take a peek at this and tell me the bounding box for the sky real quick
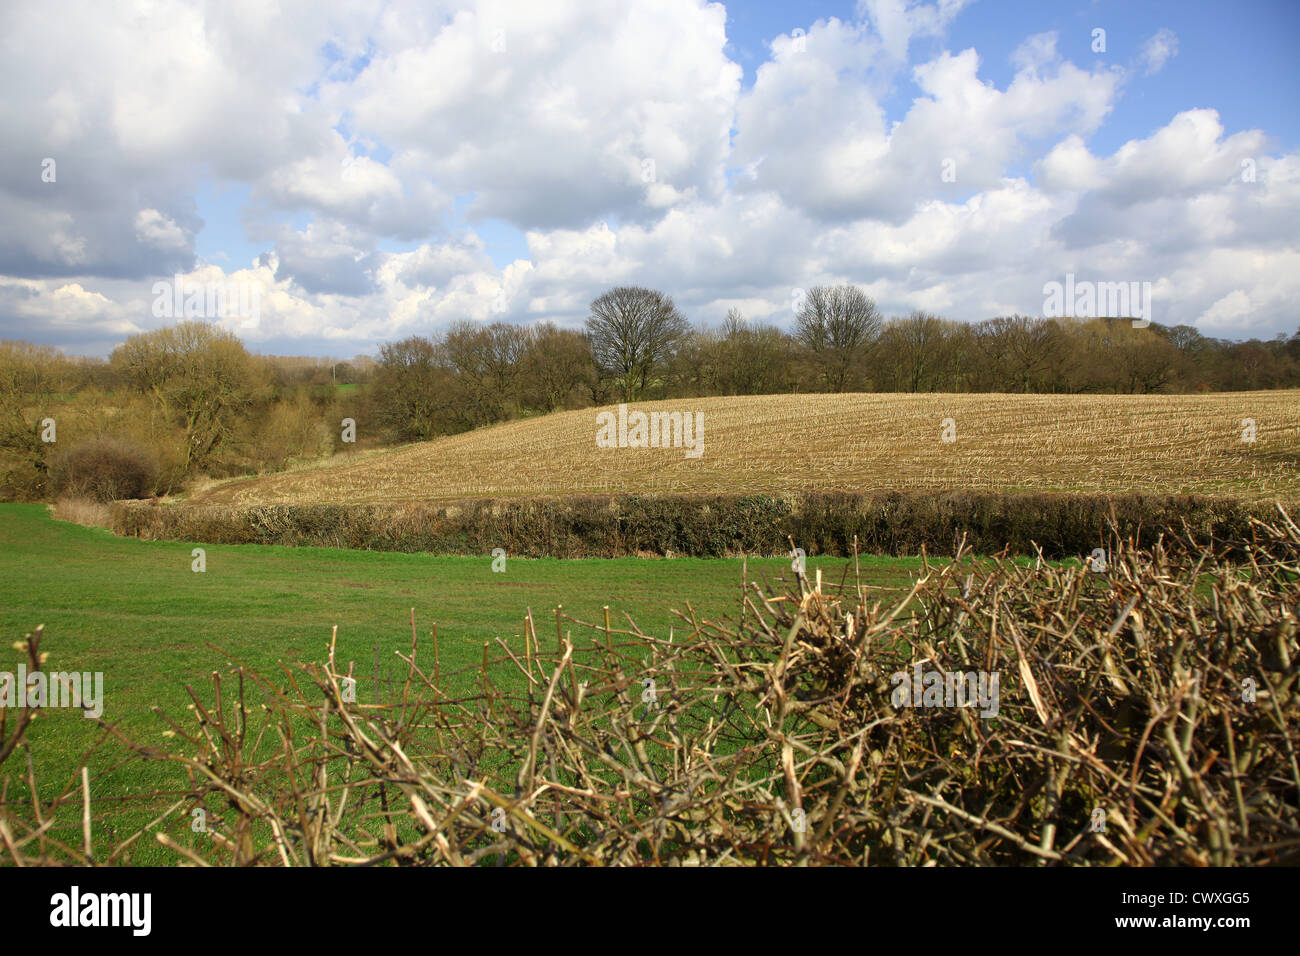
[1,0,1297,358]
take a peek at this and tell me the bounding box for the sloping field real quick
[189,391,1300,506]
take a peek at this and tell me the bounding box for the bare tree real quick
[878,311,957,392]
[716,309,794,395]
[438,321,531,425]
[667,324,722,398]
[585,287,689,401]
[1114,323,1183,393]
[110,321,265,471]
[793,285,881,391]
[372,336,454,441]
[521,322,595,412]
[971,315,1061,392]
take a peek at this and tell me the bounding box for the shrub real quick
[8,511,1296,865]
[48,435,159,502]
[50,495,112,528]
[109,491,1286,559]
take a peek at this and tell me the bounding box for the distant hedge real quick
[107,491,1291,558]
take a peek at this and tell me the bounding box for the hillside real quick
[186,391,1300,506]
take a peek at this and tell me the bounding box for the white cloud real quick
[0,0,1294,352]
[1200,289,1251,326]
[856,0,969,62]
[1010,31,1059,74]
[1047,110,1276,252]
[134,209,190,252]
[331,0,741,229]
[391,235,495,290]
[733,24,1121,223]
[1139,28,1179,76]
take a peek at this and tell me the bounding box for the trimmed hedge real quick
[107,490,1291,558]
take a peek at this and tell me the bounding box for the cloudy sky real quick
[2,0,1297,357]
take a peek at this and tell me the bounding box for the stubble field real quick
[186,391,1300,507]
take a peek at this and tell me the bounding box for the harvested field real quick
[187,392,1300,507]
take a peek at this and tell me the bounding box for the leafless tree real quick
[716,309,795,394]
[522,322,595,412]
[372,335,454,440]
[585,286,690,401]
[971,315,1061,392]
[793,285,881,391]
[878,310,959,392]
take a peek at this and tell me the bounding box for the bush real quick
[9,512,1297,865]
[109,490,1290,559]
[50,495,112,528]
[48,435,159,502]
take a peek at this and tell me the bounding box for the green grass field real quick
[0,502,927,862]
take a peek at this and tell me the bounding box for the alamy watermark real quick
[49,886,150,936]
[595,403,703,459]
[0,664,103,718]
[1042,273,1151,328]
[891,664,1000,718]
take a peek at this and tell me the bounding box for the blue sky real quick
[2,0,1297,356]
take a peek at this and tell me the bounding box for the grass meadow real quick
[0,502,925,862]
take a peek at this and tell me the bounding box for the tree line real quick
[1,284,1297,499]
[0,325,373,499]
[373,285,1299,441]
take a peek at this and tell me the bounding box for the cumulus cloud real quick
[1047,110,1273,247]
[256,141,451,241]
[394,235,495,290]
[134,209,191,253]
[331,0,741,230]
[1201,289,1251,326]
[732,23,1120,224]
[270,219,384,297]
[0,0,1294,354]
